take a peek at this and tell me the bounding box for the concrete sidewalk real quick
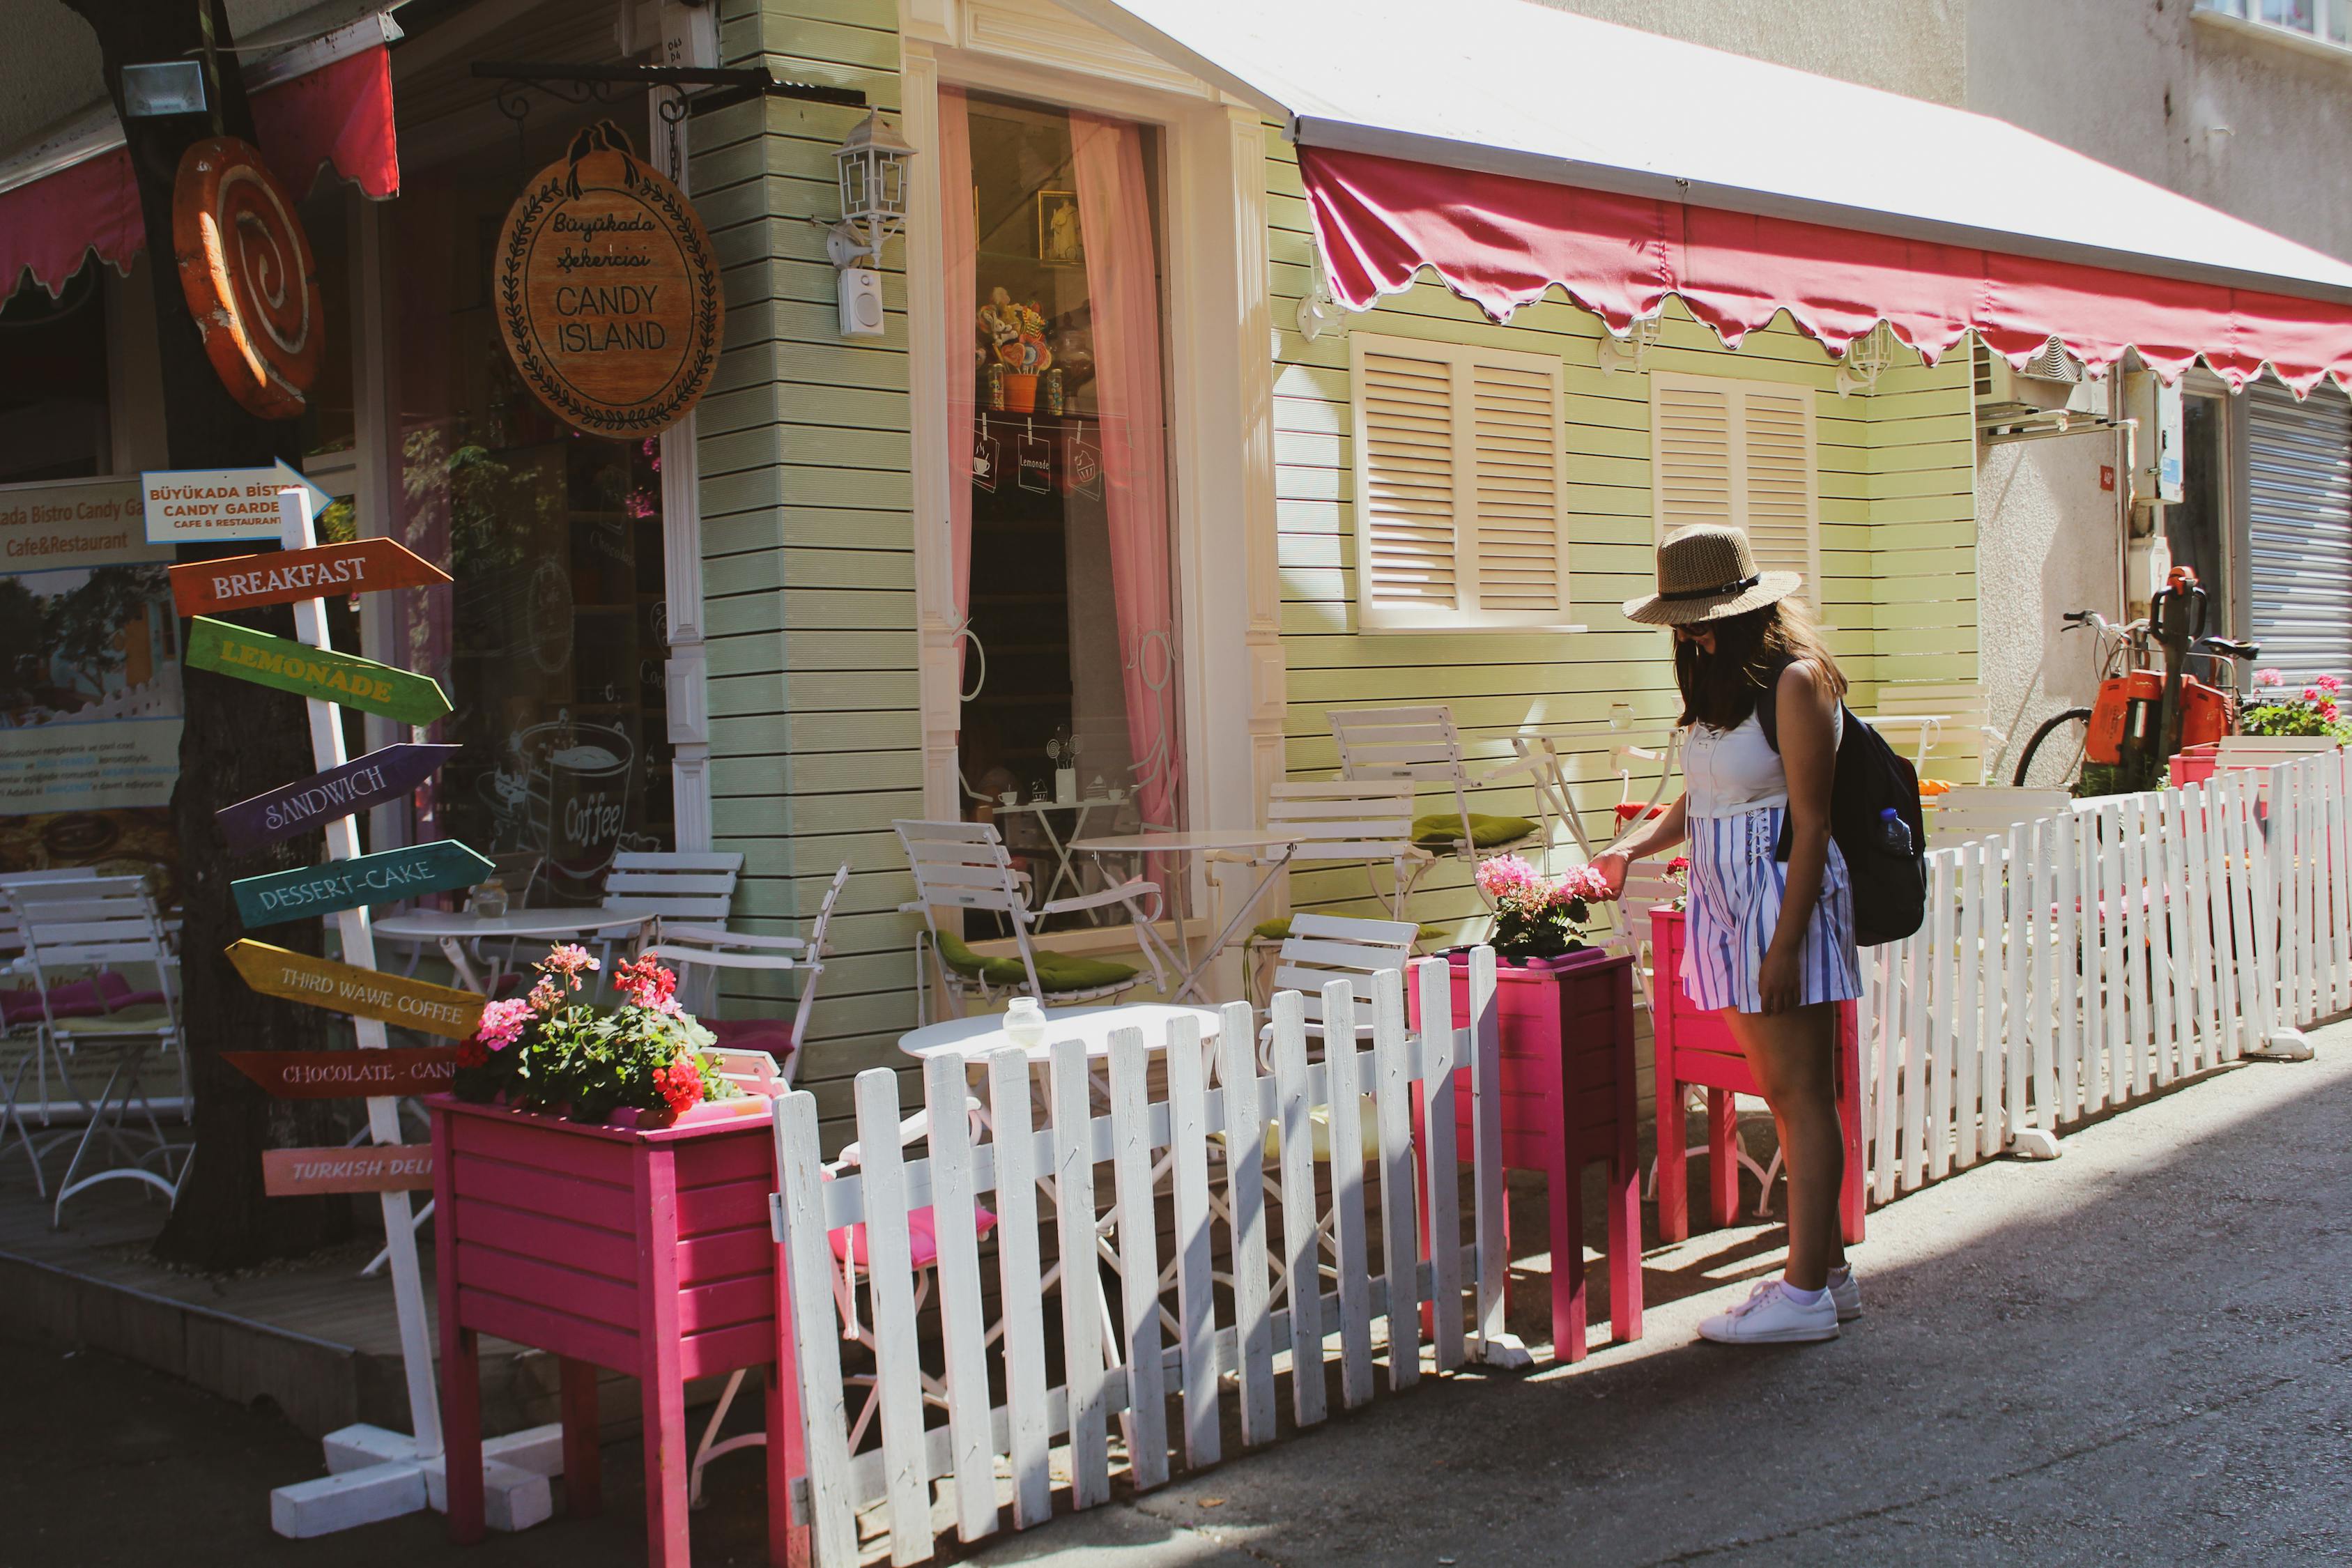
[968,1025,2352,1567]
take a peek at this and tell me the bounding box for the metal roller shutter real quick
[2246,381,2352,683]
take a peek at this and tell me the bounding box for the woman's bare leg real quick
[1721,1001,1845,1289]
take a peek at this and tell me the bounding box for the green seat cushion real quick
[935,931,1137,993]
[1412,812,1537,850]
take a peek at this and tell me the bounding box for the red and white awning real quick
[1,8,401,301]
[1064,0,2352,394]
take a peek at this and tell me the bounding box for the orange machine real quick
[2085,669,2233,764]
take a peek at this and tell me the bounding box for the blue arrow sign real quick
[232,840,494,929]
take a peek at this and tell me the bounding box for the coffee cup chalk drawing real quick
[494,121,723,436]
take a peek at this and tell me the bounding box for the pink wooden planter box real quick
[1647,908,1866,1246]
[429,1093,802,1568]
[1411,948,1640,1362]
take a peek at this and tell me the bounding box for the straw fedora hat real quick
[1622,523,1801,626]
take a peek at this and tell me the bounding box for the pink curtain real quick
[1072,112,1177,830]
[939,89,976,687]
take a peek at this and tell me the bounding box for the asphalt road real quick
[6,1026,2347,1568]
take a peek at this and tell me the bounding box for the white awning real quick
[1059,0,2352,307]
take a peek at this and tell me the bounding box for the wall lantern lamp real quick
[828,109,915,338]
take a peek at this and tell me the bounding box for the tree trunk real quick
[64,0,353,1268]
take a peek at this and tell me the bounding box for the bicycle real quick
[2011,568,2259,791]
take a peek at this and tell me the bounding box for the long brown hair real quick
[1674,598,1847,731]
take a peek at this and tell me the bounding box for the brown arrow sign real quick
[170,538,450,617]
[222,1047,457,1099]
[226,940,485,1039]
[261,1145,435,1197]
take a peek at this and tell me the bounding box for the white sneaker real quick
[1827,1266,1861,1322]
[1698,1279,1840,1344]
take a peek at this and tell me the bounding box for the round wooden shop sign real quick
[171,137,324,420]
[494,122,723,437]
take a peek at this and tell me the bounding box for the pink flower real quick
[1666,856,1689,875]
[2323,702,2342,725]
[1475,854,1542,903]
[536,944,600,995]
[2255,668,2285,688]
[2303,686,2322,704]
[1560,863,1613,903]
[475,997,532,1052]
[2319,675,2343,695]
[652,1053,704,1116]
[456,1034,489,1069]
[615,955,684,1017]
[526,976,562,1014]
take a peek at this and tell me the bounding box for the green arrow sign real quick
[185,616,451,726]
[233,840,494,928]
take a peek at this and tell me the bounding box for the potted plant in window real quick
[1413,856,1642,1362]
[429,945,799,1560]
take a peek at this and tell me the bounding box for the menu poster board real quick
[0,477,182,893]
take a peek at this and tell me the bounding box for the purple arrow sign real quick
[215,744,459,856]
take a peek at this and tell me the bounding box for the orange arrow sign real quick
[169,538,449,617]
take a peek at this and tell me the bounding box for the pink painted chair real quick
[1647,907,1866,1245]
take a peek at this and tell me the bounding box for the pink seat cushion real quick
[3,979,105,1025]
[705,1017,796,1060]
[95,971,164,1010]
[830,1204,998,1269]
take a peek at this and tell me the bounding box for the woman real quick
[1594,523,1863,1344]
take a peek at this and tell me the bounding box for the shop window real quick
[1347,333,1570,631]
[385,130,674,905]
[0,263,111,483]
[940,91,1183,921]
[1650,371,1821,597]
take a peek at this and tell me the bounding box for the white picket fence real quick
[1860,753,2346,1201]
[767,953,1525,1567]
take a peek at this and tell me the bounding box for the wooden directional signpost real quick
[197,489,554,1539]
[215,744,460,856]
[232,840,493,928]
[186,617,452,726]
[171,538,449,617]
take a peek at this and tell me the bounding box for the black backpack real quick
[1753,665,1928,947]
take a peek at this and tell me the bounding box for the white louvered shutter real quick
[1351,335,1570,631]
[1650,372,1822,596]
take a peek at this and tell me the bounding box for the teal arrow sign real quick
[233,840,494,929]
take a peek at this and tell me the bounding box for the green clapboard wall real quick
[700,0,920,1142]
[1261,125,1979,951]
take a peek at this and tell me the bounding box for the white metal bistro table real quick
[372,902,664,995]
[900,1001,1224,1066]
[1068,829,1302,1005]
[987,795,1134,912]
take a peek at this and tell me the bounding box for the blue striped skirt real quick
[1680,805,1864,1015]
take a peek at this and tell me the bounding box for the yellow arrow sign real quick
[225,940,485,1040]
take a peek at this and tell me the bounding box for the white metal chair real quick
[895,819,1171,1013]
[1926,785,2077,849]
[1866,681,2001,781]
[1216,912,1417,1306]
[1329,706,1546,895]
[602,849,742,922]
[643,863,851,1085]
[6,876,189,1224]
[1236,780,1434,1003]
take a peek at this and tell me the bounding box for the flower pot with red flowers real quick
[1412,857,1640,1362]
[429,944,801,1568]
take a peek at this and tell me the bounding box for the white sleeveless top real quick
[1682,705,1842,820]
